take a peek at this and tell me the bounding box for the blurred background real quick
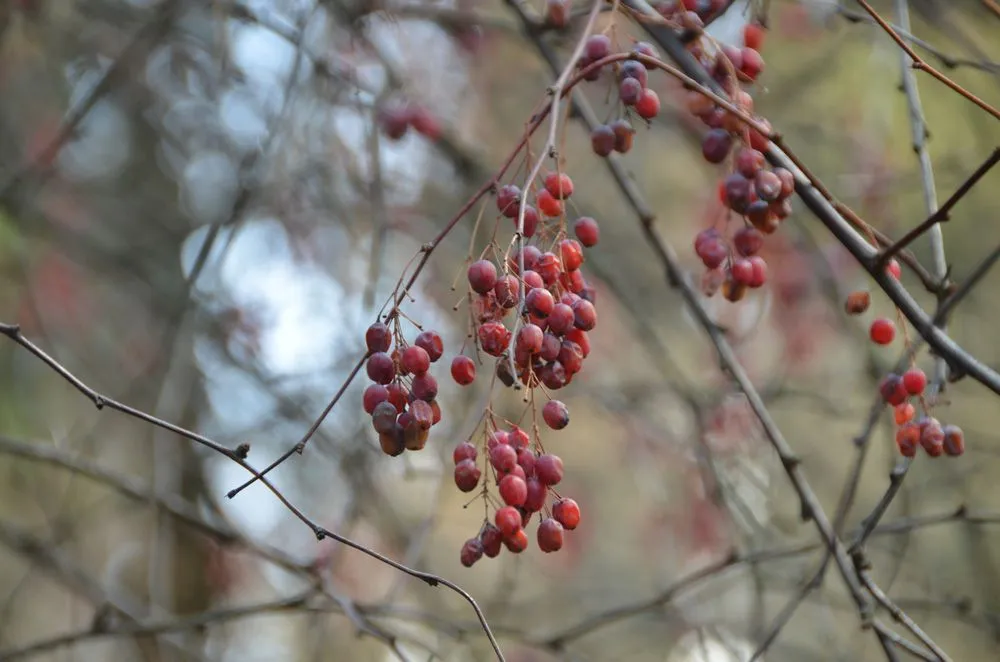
[0,0,999,660]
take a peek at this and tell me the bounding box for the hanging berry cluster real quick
[844,265,966,458]
[363,323,448,456]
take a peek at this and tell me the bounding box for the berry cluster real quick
[844,264,965,458]
[363,323,447,456]
[454,426,581,565]
[377,100,441,142]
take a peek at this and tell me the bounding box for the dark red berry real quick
[363,384,389,414]
[535,453,564,485]
[490,444,518,474]
[754,170,782,202]
[845,291,870,315]
[879,373,908,406]
[414,330,443,362]
[526,288,555,318]
[454,459,481,492]
[702,129,732,163]
[366,352,396,384]
[365,323,392,353]
[543,399,570,430]
[740,47,764,80]
[480,524,503,557]
[619,78,643,105]
[537,518,564,553]
[585,34,611,61]
[400,345,430,376]
[896,423,919,457]
[468,260,498,295]
[574,216,600,247]
[591,125,616,156]
[453,441,477,464]
[411,373,438,401]
[516,323,544,355]
[572,299,597,331]
[942,425,965,457]
[524,477,546,512]
[733,226,763,256]
[478,321,512,356]
[499,474,528,507]
[497,184,521,217]
[503,529,529,553]
[495,505,522,536]
[460,538,483,567]
[920,418,944,457]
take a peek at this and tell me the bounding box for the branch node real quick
[93,395,106,410]
[315,529,327,541]
[235,442,251,459]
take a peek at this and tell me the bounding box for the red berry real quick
[619,60,648,87]
[573,216,600,247]
[870,318,896,345]
[553,498,580,529]
[508,426,530,450]
[497,184,521,217]
[366,352,396,384]
[565,328,590,357]
[516,323,544,354]
[495,505,522,536]
[730,258,753,285]
[503,528,529,553]
[635,88,660,119]
[544,303,573,335]
[920,418,944,457]
[524,477,546,512]
[585,34,611,61]
[522,269,544,291]
[460,538,483,567]
[365,322,392,353]
[480,524,503,558]
[490,444,518,474]
[743,23,766,50]
[414,330,444,362]
[619,78,643,105]
[572,299,597,331]
[371,401,398,435]
[740,47,764,80]
[894,402,915,425]
[591,125,616,156]
[537,189,563,218]
[499,474,528,507]
[363,384,389,414]
[544,172,574,200]
[409,106,441,140]
[879,373,908,406]
[400,345,430,375]
[542,399,570,430]
[545,0,570,28]
[510,205,538,238]
[386,382,408,412]
[886,259,902,280]
[468,260,498,295]
[535,453,564,485]
[942,425,965,457]
[526,288,555,318]
[733,226,763,257]
[748,117,771,151]
[754,170,782,202]
[902,368,927,395]
[559,239,584,272]
[451,355,476,386]
[453,441,477,464]
[535,252,562,284]
[845,291,871,315]
[454,459,481,492]
[537,518,565,553]
[478,321,511,356]
[409,400,434,431]
[411,373,438,401]
[896,422,919,457]
[611,119,635,153]
[701,129,733,164]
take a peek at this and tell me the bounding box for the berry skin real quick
[366,352,396,384]
[920,418,944,457]
[701,129,732,163]
[894,403,916,425]
[560,239,584,272]
[574,216,600,247]
[400,345,430,376]
[896,422,920,457]
[523,477,547,512]
[363,384,389,414]
[619,78,643,106]
[942,425,965,457]
[535,453,564,485]
[585,34,611,61]
[537,518,565,553]
[543,399,570,430]
[414,330,443,362]
[544,172,574,200]
[499,474,528,507]
[490,444,518,474]
[411,373,438,401]
[451,355,476,386]
[478,321,512,356]
[516,324,544,354]
[870,318,896,345]
[468,260,498,295]
[845,291,871,315]
[536,189,564,218]
[902,368,927,395]
[547,303,575,335]
[611,119,635,153]
[454,459,481,492]
[879,374,909,406]
[572,299,597,331]
[635,89,660,119]
[503,529,529,553]
[591,125,616,156]
[365,323,392,353]
[480,524,503,558]
[553,498,580,529]
[496,184,521,217]
[460,538,484,567]
[526,288,555,318]
[453,441,477,464]
[886,259,902,280]
[495,506,522,536]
